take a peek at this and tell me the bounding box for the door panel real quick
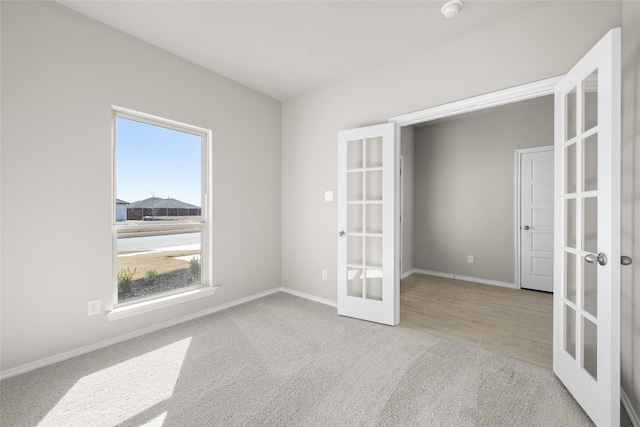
[520,147,554,292]
[553,27,621,427]
[338,123,397,325]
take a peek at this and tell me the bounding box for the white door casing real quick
[518,147,554,292]
[553,27,621,427]
[338,122,398,326]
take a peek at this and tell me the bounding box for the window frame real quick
[110,106,214,319]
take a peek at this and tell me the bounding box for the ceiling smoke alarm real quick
[441,0,462,18]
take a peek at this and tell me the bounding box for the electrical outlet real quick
[324,191,333,202]
[322,269,328,280]
[468,255,474,264]
[88,299,101,316]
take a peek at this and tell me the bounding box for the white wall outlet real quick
[324,191,333,202]
[322,269,328,280]
[468,255,474,264]
[88,299,101,316]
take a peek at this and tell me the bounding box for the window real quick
[112,107,212,310]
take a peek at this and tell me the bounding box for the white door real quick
[519,147,554,292]
[338,122,398,325]
[553,28,621,427]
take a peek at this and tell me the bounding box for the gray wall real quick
[621,0,640,416]
[0,1,281,371]
[412,97,553,284]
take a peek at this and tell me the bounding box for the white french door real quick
[553,28,621,427]
[337,122,398,326]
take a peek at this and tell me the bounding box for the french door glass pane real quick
[565,88,577,141]
[366,137,383,168]
[565,199,577,248]
[348,172,363,201]
[564,305,577,359]
[347,236,363,265]
[583,317,598,380]
[347,139,363,169]
[365,270,383,301]
[583,70,598,132]
[583,197,598,254]
[366,204,383,234]
[565,252,577,303]
[348,204,363,233]
[565,143,577,193]
[584,134,598,191]
[583,259,598,317]
[347,269,363,298]
[365,236,383,268]
[366,171,383,201]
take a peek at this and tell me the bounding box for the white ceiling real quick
[57,1,539,101]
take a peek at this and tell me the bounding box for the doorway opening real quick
[394,81,557,368]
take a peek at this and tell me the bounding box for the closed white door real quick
[519,147,554,292]
[553,28,621,427]
[337,122,398,325]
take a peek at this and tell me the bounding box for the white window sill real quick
[108,286,219,321]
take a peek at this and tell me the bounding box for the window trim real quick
[107,286,218,321]
[110,106,214,318]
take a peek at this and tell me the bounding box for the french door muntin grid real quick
[346,137,384,301]
[561,68,599,380]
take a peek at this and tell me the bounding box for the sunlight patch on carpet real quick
[38,338,191,426]
[139,411,167,426]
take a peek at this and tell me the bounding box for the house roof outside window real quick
[126,197,199,210]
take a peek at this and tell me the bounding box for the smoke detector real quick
[441,0,462,18]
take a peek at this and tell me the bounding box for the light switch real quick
[324,191,334,202]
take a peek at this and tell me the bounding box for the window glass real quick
[114,113,207,304]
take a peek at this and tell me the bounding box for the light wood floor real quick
[400,273,553,369]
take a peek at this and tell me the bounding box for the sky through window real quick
[116,117,202,206]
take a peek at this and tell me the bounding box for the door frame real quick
[515,145,555,290]
[389,76,562,127]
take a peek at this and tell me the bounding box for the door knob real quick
[338,231,345,237]
[585,252,608,266]
[523,225,530,230]
[621,255,633,265]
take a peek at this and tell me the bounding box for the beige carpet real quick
[0,292,604,426]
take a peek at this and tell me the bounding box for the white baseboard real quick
[401,269,415,279]
[410,269,517,289]
[280,287,337,308]
[0,287,283,381]
[622,387,640,427]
